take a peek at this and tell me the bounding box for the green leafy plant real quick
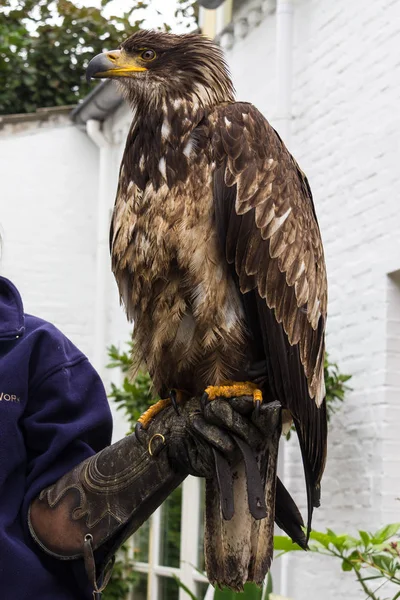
[274,525,400,600]
[107,343,156,433]
[102,544,136,600]
[285,353,351,439]
[324,352,352,421]
[0,0,147,115]
[160,486,183,568]
[0,0,198,115]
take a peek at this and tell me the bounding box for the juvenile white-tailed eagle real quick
[87,30,328,590]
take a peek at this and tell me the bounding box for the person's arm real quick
[29,396,283,595]
[22,355,112,523]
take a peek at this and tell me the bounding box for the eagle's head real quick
[86,30,235,109]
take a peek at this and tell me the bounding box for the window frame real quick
[131,476,209,600]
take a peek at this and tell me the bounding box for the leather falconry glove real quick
[203,397,308,551]
[29,395,282,596]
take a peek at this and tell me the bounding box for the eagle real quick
[87,30,328,590]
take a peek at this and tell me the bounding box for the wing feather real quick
[210,102,328,531]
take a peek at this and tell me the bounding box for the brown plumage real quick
[87,30,328,590]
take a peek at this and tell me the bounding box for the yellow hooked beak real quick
[86,49,147,82]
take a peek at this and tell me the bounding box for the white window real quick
[382,271,400,523]
[131,477,210,600]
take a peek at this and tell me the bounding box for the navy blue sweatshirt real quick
[0,276,112,598]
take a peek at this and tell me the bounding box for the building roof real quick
[0,105,75,130]
[70,80,123,127]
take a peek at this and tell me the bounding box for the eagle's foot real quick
[135,390,186,444]
[202,381,263,416]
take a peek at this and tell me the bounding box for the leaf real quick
[241,583,263,600]
[325,529,348,552]
[309,531,334,549]
[341,560,353,572]
[273,536,303,553]
[265,572,273,599]
[342,536,361,550]
[349,551,364,572]
[214,583,262,600]
[172,575,199,600]
[323,354,352,423]
[370,553,394,574]
[359,531,370,547]
[371,523,400,544]
[358,575,385,582]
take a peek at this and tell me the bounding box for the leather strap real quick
[212,434,268,521]
[232,434,267,520]
[212,448,234,520]
[83,534,114,597]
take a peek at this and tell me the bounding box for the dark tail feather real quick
[274,477,308,549]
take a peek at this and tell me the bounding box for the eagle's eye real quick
[140,49,156,61]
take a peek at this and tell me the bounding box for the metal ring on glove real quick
[148,433,166,456]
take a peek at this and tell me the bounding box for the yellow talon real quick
[137,398,172,429]
[137,389,186,429]
[204,381,263,406]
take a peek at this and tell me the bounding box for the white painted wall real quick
[0,115,130,441]
[0,118,97,352]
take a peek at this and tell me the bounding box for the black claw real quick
[201,391,209,410]
[254,399,261,419]
[135,422,145,445]
[169,389,180,415]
